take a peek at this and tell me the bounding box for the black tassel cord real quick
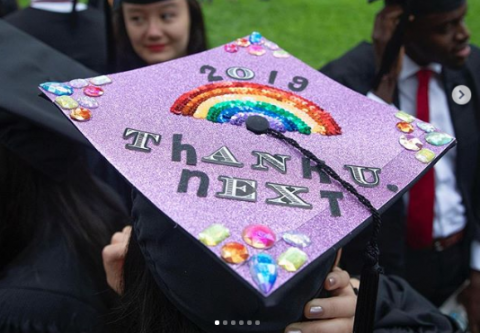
[264,128,383,333]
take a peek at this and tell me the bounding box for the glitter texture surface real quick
[40,36,455,297]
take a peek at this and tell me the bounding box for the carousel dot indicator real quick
[278,247,308,272]
[425,132,454,146]
[84,85,104,97]
[70,107,92,121]
[40,82,73,96]
[221,242,249,264]
[415,148,436,164]
[395,111,414,123]
[55,95,78,109]
[198,224,230,246]
[399,134,423,151]
[396,121,414,133]
[249,253,277,294]
[242,225,276,249]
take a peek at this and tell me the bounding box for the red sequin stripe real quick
[171,82,342,135]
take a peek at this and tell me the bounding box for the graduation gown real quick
[4,7,108,73]
[320,42,480,278]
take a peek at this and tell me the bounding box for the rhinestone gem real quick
[396,121,414,133]
[198,224,230,246]
[278,247,308,272]
[77,96,99,109]
[55,96,78,109]
[236,38,250,47]
[425,132,454,146]
[69,79,89,89]
[273,50,290,58]
[282,231,311,248]
[249,253,277,294]
[395,111,414,123]
[243,225,276,249]
[415,149,436,164]
[84,85,104,97]
[70,107,92,121]
[40,82,74,96]
[417,122,436,133]
[90,75,112,86]
[249,31,263,44]
[264,41,280,50]
[247,45,266,56]
[221,242,249,264]
[399,134,423,151]
[224,43,239,53]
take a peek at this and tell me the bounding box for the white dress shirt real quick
[368,55,480,270]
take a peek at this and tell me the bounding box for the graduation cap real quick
[370,0,467,89]
[39,33,456,332]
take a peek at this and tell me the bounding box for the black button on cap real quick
[246,115,269,135]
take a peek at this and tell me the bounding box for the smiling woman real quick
[113,0,207,71]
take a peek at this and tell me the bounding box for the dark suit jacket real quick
[320,42,480,276]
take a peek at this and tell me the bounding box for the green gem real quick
[425,132,454,146]
[198,224,230,246]
[55,96,78,110]
[395,111,414,123]
[415,149,436,164]
[277,247,308,272]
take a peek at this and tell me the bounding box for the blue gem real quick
[249,253,277,294]
[249,31,263,45]
[40,82,74,96]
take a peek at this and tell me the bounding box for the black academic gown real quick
[0,212,115,333]
[0,20,129,332]
[320,42,480,278]
[4,7,108,73]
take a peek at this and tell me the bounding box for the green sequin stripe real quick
[207,100,311,134]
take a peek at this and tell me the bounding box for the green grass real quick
[201,0,480,68]
[16,0,480,68]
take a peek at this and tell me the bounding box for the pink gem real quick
[247,45,266,56]
[84,85,104,97]
[224,43,239,53]
[242,225,276,249]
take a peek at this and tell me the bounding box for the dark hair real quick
[112,0,207,72]
[0,143,129,271]
[113,227,205,333]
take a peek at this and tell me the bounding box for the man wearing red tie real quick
[321,0,480,331]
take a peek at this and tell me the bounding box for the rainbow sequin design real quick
[170,82,342,136]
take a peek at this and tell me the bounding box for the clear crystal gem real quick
[282,231,311,248]
[69,79,89,89]
[90,75,112,86]
[273,50,290,58]
[77,96,99,109]
[399,134,423,151]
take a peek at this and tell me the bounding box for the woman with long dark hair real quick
[112,0,207,71]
